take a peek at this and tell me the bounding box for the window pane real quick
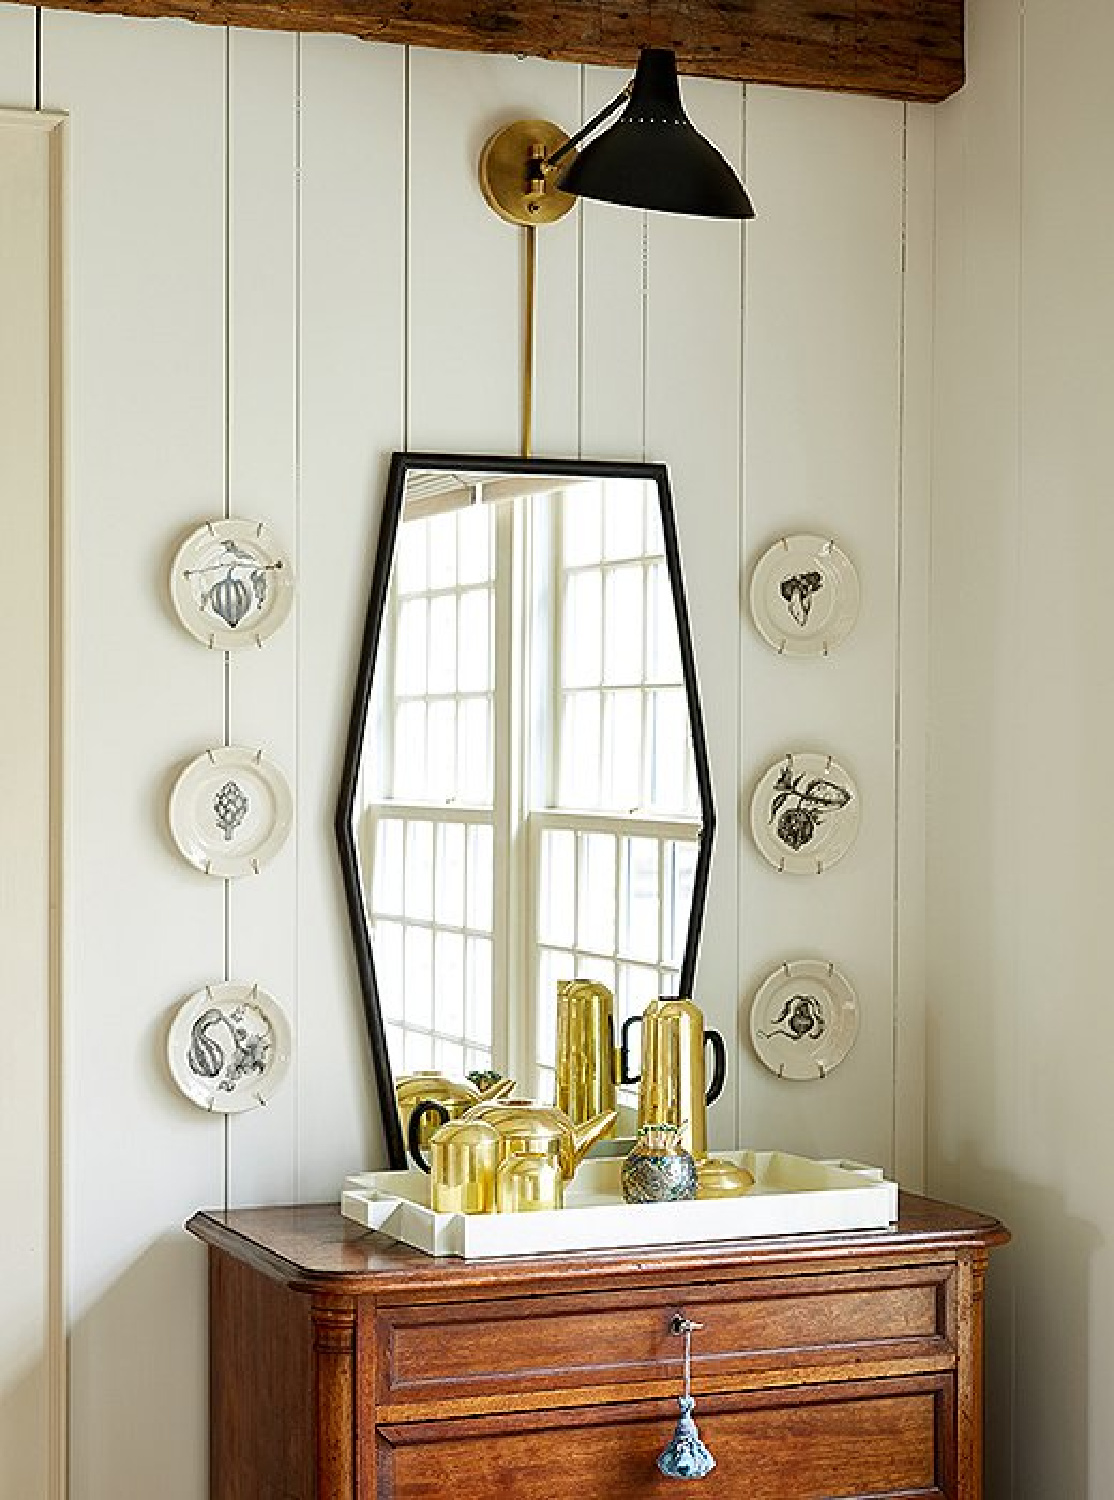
[435,1038,465,1078]
[372,919,404,1020]
[426,699,456,801]
[562,571,602,687]
[578,833,616,954]
[603,565,643,685]
[620,837,660,962]
[649,687,692,814]
[560,692,602,808]
[404,926,433,1030]
[646,561,682,684]
[466,937,493,1047]
[539,829,575,948]
[404,822,433,920]
[370,817,404,916]
[603,690,642,810]
[395,597,428,695]
[457,587,491,693]
[458,697,492,805]
[666,840,698,969]
[393,702,427,800]
[403,1029,434,1074]
[467,825,494,931]
[435,823,465,928]
[436,931,465,1036]
[427,594,457,695]
[536,947,574,1070]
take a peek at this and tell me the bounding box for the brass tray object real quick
[555,979,621,1128]
[695,1156,755,1199]
[464,1099,617,1182]
[621,997,727,1158]
[397,1070,515,1156]
[428,1118,502,1215]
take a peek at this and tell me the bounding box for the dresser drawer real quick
[373,1265,954,1414]
[377,1374,953,1500]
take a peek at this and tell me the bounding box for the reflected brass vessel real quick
[466,1098,617,1182]
[495,1150,564,1213]
[555,979,621,1130]
[621,997,727,1158]
[396,1070,515,1156]
[428,1118,501,1215]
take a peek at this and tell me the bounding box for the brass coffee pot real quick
[620,997,727,1158]
[397,1070,515,1159]
[555,979,621,1129]
[463,1098,617,1182]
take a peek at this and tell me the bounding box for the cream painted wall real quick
[930,0,1114,1495]
[0,9,929,1496]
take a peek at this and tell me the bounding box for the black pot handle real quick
[406,1099,450,1173]
[620,1014,644,1084]
[704,1030,728,1106]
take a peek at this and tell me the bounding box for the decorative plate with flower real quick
[170,517,293,650]
[750,959,859,1081]
[750,751,860,873]
[749,534,860,657]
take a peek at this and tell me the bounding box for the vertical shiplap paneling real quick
[406,47,580,455]
[0,111,56,1500]
[1001,0,1114,1493]
[894,102,935,1191]
[928,1,1022,1490]
[224,28,300,1207]
[643,76,745,1151]
[578,66,646,461]
[296,35,407,1190]
[0,4,35,106]
[740,89,905,1169]
[41,15,227,1500]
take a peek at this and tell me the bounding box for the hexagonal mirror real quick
[337,453,715,1167]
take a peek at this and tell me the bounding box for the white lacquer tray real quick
[341,1151,898,1259]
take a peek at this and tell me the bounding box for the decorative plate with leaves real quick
[750,752,860,873]
[749,534,860,656]
[168,982,291,1112]
[169,745,293,879]
[750,959,859,1081]
[171,518,293,649]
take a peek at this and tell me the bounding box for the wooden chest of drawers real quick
[187,1194,1007,1500]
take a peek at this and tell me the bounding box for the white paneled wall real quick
[930,0,1114,1494]
[0,10,929,1496]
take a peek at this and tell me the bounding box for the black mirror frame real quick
[336,451,716,1169]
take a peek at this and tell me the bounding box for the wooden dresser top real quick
[187,1194,1009,1301]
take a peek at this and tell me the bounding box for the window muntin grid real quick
[362,499,497,1077]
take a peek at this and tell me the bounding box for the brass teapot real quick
[397,1070,515,1157]
[461,1098,617,1182]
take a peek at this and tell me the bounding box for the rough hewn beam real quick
[21,0,964,102]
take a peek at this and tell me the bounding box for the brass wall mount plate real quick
[479,119,577,226]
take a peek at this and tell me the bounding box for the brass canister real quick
[621,997,727,1158]
[495,1150,564,1213]
[555,979,620,1130]
[429,1118,501,1215]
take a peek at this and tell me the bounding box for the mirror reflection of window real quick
[359,474,699,1107]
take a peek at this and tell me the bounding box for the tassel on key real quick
[657,1315,716,1480]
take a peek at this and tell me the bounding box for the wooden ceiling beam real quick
[20,0,964,102]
